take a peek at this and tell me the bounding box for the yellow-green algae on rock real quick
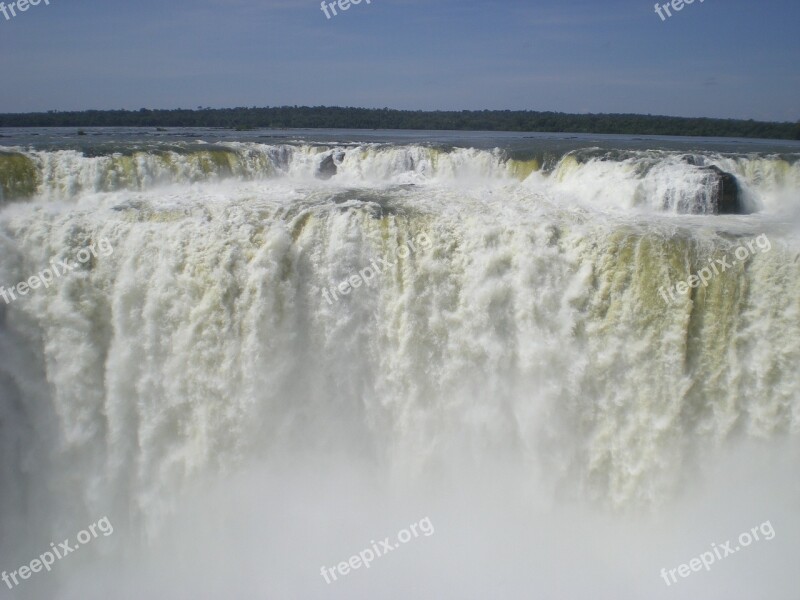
[0,152,39,200]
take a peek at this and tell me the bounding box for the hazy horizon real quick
[2,104,797,125]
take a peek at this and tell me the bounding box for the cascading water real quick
[2,141,798,213]
[0,130,798,599]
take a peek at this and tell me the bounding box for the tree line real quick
[1,106,798,140]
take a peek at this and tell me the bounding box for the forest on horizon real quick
[1,106,799,140]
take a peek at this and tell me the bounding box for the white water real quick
[3,143,799,214]
[0,143,799,599]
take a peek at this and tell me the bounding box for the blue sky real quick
[0,0,798,121]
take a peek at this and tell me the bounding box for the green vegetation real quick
[0,106,798,140]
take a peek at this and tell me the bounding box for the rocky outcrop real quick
[705,165,745,214]
[317,151,344,180]
[682,155,747,214]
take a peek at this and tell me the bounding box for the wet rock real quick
[317,151,343,180]
[681,156,747,214]
[706,165,745,214]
